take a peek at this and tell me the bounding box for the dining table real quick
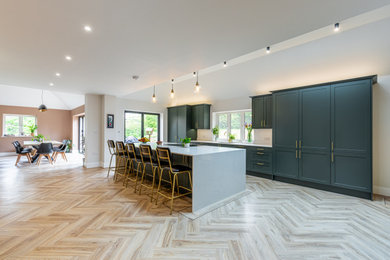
[23,140,63,163]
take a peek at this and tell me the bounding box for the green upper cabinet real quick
[191,104,211,129]
[252,95,272,129]
[168,105,197,142]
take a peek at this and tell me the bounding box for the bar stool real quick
[114,141,127,182]
[155,147,192,214]
[107,140,116,178]
[138,144,159,202]
[124,143,142,192]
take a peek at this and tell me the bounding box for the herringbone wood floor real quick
[1,154,390,259]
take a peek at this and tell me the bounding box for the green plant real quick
[32,134,45,141]
[27,124,38,135]
[228,134,235,142]
[212,126,219,136]
[180,137,191,144]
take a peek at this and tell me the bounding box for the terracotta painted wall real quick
[0,105,72,153]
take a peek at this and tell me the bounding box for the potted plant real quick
[138,137,150,143]
[212,126,219,141]
[228,133,235,143]
[180,137,191,148]
[245,123,253,143]
[32,134,45,142]
[28,124,38,136]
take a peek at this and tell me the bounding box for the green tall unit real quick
[168,105,197,143]
[273,76,375,199]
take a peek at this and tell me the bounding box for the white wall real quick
[84,94,103,168]
[373,75,390,196]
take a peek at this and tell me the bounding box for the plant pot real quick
[183,143,190,148]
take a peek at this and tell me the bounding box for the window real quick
[124,111,160,142]
[214,110,252,141]
[3,114,37,136]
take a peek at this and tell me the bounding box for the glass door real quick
[124,111,160,142]
[78,116,85,154]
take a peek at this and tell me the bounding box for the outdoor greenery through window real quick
[124,111,160,142]
[215,110,252,141]
[3,114,37,136]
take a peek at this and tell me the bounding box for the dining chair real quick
[138,144,159,202]
[155,147,192,214]
[36,143,54,165]
[53,140,69,162]
[12,141,32,166]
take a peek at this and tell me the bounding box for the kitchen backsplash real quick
[197,128,272,145]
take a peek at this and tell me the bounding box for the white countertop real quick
[193,140,272,148]
[135,143,245,156]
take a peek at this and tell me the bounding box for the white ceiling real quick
[1,0,390,99]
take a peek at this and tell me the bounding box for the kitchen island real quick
[141,144,246,213]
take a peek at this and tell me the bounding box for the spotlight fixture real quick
[266,46,271,54]
[193,72,196,77]
[49,82,54,87]
[65,55,72,61]
[55,72,61,77]
[194,72,200,93]
[170,82,175,99]
[38,90,47,112]
[84,25,92,32]
[152,85,156,103]
[334,22,340,32]
[223,61,227,67]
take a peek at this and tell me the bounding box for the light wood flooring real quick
[1,154,390,259]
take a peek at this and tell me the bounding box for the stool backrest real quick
[139,144,153,165]
[126,143,137,160]
[12,141,22,154]
[115,141,125,155]
[107,140,116,155]
[156,147,173,171]
[37,143,53,154]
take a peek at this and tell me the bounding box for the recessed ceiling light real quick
[55,72,61,77]
[49,83,54,86]
[65,55,72,61]
[84,25,92,32]
[266,46,271,54]
[334,23,340,32]
[223,61,227,67]
[193,72,196,77]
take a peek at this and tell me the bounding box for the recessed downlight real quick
[55,72,61,77]
[223,61,227,67]
[65,55,72,61]
[266,46,271,54]
[193,72,196,77]
[84,25,92,32]
[49,83,54,86]
[334,23,340,32]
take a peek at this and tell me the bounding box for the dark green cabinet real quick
[252,95,272,129]
[191,104,211,129]
[273,76,375,198]
[168,105,196,143]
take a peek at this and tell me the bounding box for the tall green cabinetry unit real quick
[168,105,197,143]
[272,76,375,199]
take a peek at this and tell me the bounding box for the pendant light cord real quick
[41,90,44,104]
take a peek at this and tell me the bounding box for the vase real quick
[213,135,218,142]
[184,143,190,148]
[247,132,252,143]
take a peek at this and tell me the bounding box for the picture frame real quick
[107,114,114,128]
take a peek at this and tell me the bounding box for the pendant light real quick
[194,72,201,93]
[38,90,47,112]
[152,85,157,103]
[170,79,175,98]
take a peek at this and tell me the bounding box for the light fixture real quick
[84,25,92,32]
[65,55,72,61]
[194,72,200,93]
[38,90,47,112]
[193,71,196,77]
[49,82,54,86]
[223,61,227,67]
[266,46,271,54]
[55,72,61,77]
[170,79,175,98]
[334,22,340,32]
[152,85,156,103]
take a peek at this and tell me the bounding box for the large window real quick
[124,111,160,142]
[3,114,37,137]
[214,110,252,141]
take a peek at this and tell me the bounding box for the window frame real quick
[214,109,252,142]
[124,110,161,141]
[2,114,37,137]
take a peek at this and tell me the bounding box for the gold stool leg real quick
[155,168,164,205]
[139,164,146,195]
[134,162,141,193]
[170,174,177,215]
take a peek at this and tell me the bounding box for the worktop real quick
[192,140,272,148]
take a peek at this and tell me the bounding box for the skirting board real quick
[374,185,390,197]
[84,161,104,169]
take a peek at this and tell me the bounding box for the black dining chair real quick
[36,143,54,165]
[12,141,32,166]
[53,140,69,162]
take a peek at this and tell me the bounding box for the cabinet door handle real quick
[256,163,264,166]
[237,146,245,148]
[296,150,298,159]
[257,152,264,155]
[331,152,334,163]
[299,150,301,159]
[257,148,264,151]
[299,140,302,149]
[296,140,298,149]
[260,120,263,127]
[331,141,334,151]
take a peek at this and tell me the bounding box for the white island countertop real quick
[159,144,244,156]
